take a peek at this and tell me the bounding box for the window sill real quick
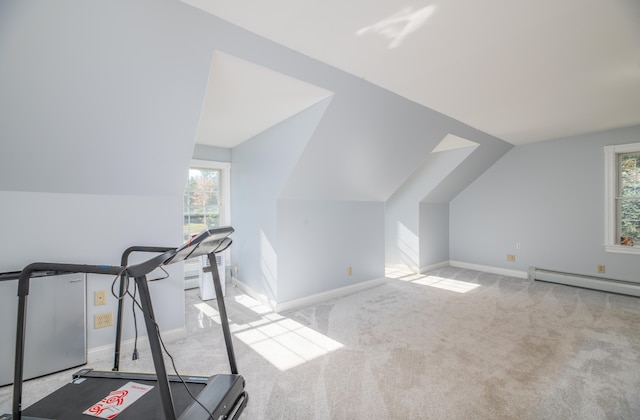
[605,245,640,255]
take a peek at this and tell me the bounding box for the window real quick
[183,160,230,241]
[604,143,640,254]
[183,160,231,289]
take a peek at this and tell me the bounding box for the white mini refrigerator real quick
[199,254,225,300]
[0,272,86,386]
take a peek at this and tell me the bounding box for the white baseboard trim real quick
[232,276,386,313]
[231,260,525,313]
[87,327,187,365]
[275,278,386,313]
[449,260,528,279]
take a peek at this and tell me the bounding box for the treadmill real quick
[3,226,247,420]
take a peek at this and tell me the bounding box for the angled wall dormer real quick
[386,134,478,272]
[192,53,334,304]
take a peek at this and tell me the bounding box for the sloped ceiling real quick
[195,52,333,148]
[183,0,640,146]
[432,134,479,154]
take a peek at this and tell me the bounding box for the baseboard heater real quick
[528,266,640,298]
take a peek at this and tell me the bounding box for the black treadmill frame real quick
[7,227,246,420]
[113,245,175,373]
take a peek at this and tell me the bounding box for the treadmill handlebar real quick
[120,246,176,266]
[17,262,124,297]
[126,250,176,278]
[16,251,178,297]
[16,225,235,297]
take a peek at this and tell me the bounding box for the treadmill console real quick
[164,226,234,265]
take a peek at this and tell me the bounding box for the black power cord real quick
[110,271,215,420]
[131,283,139,361]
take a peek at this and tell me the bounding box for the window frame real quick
[182,159,231,289]
[604,142,640,255]
[187,159,231,227]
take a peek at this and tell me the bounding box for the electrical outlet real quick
[94,312,113,329]
[94,290,106,306]
[507,254,516,262]
[597,264,605,274]
[348,266,353,276]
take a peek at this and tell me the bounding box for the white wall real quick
[0,0,210,197]
[385,146,477,271]
[277,199,385,303]
[231,99,331,303]
[419,203,450,268]
[450,125,640,281]
[0,0,215,350]
[0,192,184,350]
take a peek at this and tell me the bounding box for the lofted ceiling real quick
[195,52,332,148]
[183,0,640,146]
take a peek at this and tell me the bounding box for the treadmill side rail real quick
[178,374,246,420]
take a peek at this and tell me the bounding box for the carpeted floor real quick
[2,267,640,419]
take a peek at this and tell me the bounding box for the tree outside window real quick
[184,168,221,241]
[619,152,640,242]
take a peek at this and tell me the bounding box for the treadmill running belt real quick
[22,377,205,419]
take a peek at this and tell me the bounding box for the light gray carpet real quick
[2,267,640,419]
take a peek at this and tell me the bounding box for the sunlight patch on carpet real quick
[413,276,480,293]
[194,296,343,371]
[386,267,480,293]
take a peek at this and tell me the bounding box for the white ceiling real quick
[184,0,640,146]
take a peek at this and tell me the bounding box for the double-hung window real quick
[604,143,640,254]
[183,160,231,241]
[183,159,231,289]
